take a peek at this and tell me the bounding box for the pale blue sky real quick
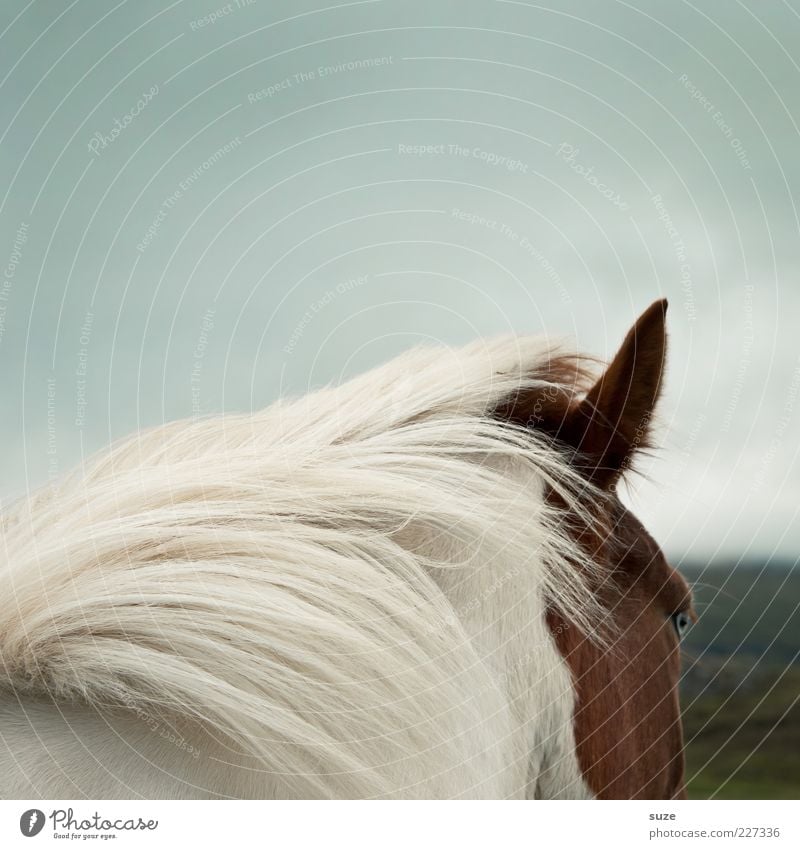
[1,0,799,561]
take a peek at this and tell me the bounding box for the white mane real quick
[0,337,604,798]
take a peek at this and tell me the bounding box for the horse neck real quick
[420,457,592,799]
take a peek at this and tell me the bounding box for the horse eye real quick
[672,611,691,638]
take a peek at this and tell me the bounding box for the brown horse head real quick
[497,299,695,799]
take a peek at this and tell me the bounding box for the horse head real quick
[497,299,695,799]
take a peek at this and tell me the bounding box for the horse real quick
[0,299,694,799]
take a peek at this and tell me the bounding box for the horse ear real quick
[561,298,668,488]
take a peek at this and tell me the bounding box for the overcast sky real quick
[1,0,798,562]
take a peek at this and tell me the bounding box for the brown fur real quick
[546,505,693,799]
[495,299,695,799]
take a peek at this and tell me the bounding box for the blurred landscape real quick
[679,562,800,799]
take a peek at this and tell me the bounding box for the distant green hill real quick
[679,561,800,663]
[678,563,800,799]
